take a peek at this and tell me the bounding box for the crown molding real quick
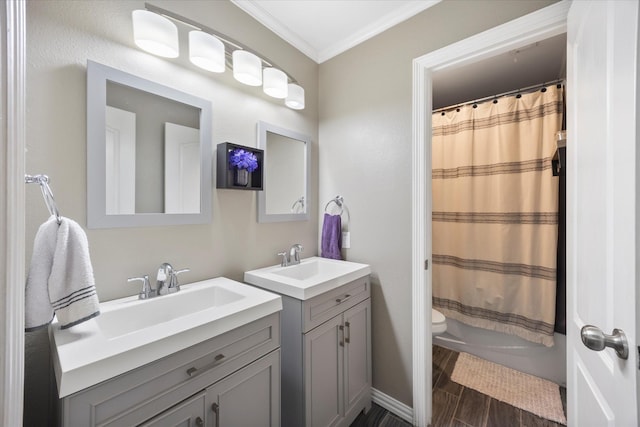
[317,0,440,63]
[230,0,319,62]
[231,0,441,64]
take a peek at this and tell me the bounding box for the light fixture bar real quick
[144,2,299,85]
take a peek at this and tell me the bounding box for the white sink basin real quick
[50,277,282,397]
[244,256,371,300]
[95,285,244,339]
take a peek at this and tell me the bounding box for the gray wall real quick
[24,1,317,425]
[317,0,557,406]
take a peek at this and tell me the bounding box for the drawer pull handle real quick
[195,416,204,426]
[345,321,351,344]
[335,294,351,304]
[186,353,226,377]
[212,402,220,427]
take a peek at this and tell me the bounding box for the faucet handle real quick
[128,275,154,299]
[277,252,289,267]
[171,268,190,290]
[290,243,303,263]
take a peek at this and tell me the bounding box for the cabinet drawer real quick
[61,313,279,427]
[302,276,369,333]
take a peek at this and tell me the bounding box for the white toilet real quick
[432,308,447,335]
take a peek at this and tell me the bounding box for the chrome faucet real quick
[289,244,303,265]
[277,244,303,267]
[156,263,190,296]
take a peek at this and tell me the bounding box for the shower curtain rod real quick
[433,78,565,114]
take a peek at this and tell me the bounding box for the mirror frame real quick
[86,60,212,228]
[257,121,310,223]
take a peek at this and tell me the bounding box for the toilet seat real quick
[432,308,447,335]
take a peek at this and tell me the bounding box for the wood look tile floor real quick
[351,345,567,427]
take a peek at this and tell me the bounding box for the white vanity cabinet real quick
[281,275,372,427]
[59,313,280,427]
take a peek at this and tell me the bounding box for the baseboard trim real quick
[371,388,414,424]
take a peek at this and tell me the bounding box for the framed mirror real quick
[257,121,310,223]
[87,61,212,228]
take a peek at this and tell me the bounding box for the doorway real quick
[410,3,570,426]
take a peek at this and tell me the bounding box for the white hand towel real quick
[25,216,100,331]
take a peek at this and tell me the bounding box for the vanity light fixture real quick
[132,10,179,58]
[132,4,305,110]
[232,50,263,86]
[285,84,305,110]
[263,68,288,99]
[188,31,225,73]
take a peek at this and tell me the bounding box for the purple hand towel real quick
[321,213,342,260]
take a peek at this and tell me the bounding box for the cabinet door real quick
[304,315,344,427]
[343,299,372,420]
[139,392,206,427]
[206,350,280,427]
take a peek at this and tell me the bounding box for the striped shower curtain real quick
[432,84,562,347]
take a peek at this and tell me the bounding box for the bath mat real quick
[451,352,567,425]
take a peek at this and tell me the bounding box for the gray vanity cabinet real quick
[59,313,280,427]
[139,391,207,427]
[205,349,280,426]
[304,314,343,426]
[281,276,372,427]
[141,350,280,427]
[342,300,371,419]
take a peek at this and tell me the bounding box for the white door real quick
[567,1,638,426]
[105,106,136,215]
[164,122,201,214]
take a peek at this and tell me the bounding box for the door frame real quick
[410,2,570,425]
[1,1,26,425]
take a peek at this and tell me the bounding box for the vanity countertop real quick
[49,277,282,397]
[244,256,371,300]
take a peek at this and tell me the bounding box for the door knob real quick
[581,325,629,360]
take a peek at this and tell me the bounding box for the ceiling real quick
[432,33,567,110]
[231,0,442,63]
[231,0,566,109]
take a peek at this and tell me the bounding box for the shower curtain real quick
[432,84,562,347]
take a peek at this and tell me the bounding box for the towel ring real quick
[291,196,305,213]
[25,174,62,224]
[324,195,350,228]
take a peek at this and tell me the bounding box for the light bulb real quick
[263,68,288,98]
[132,10,179,58]
[189,31,225,73]
[232,50,262,86]
[285,83,305,110]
